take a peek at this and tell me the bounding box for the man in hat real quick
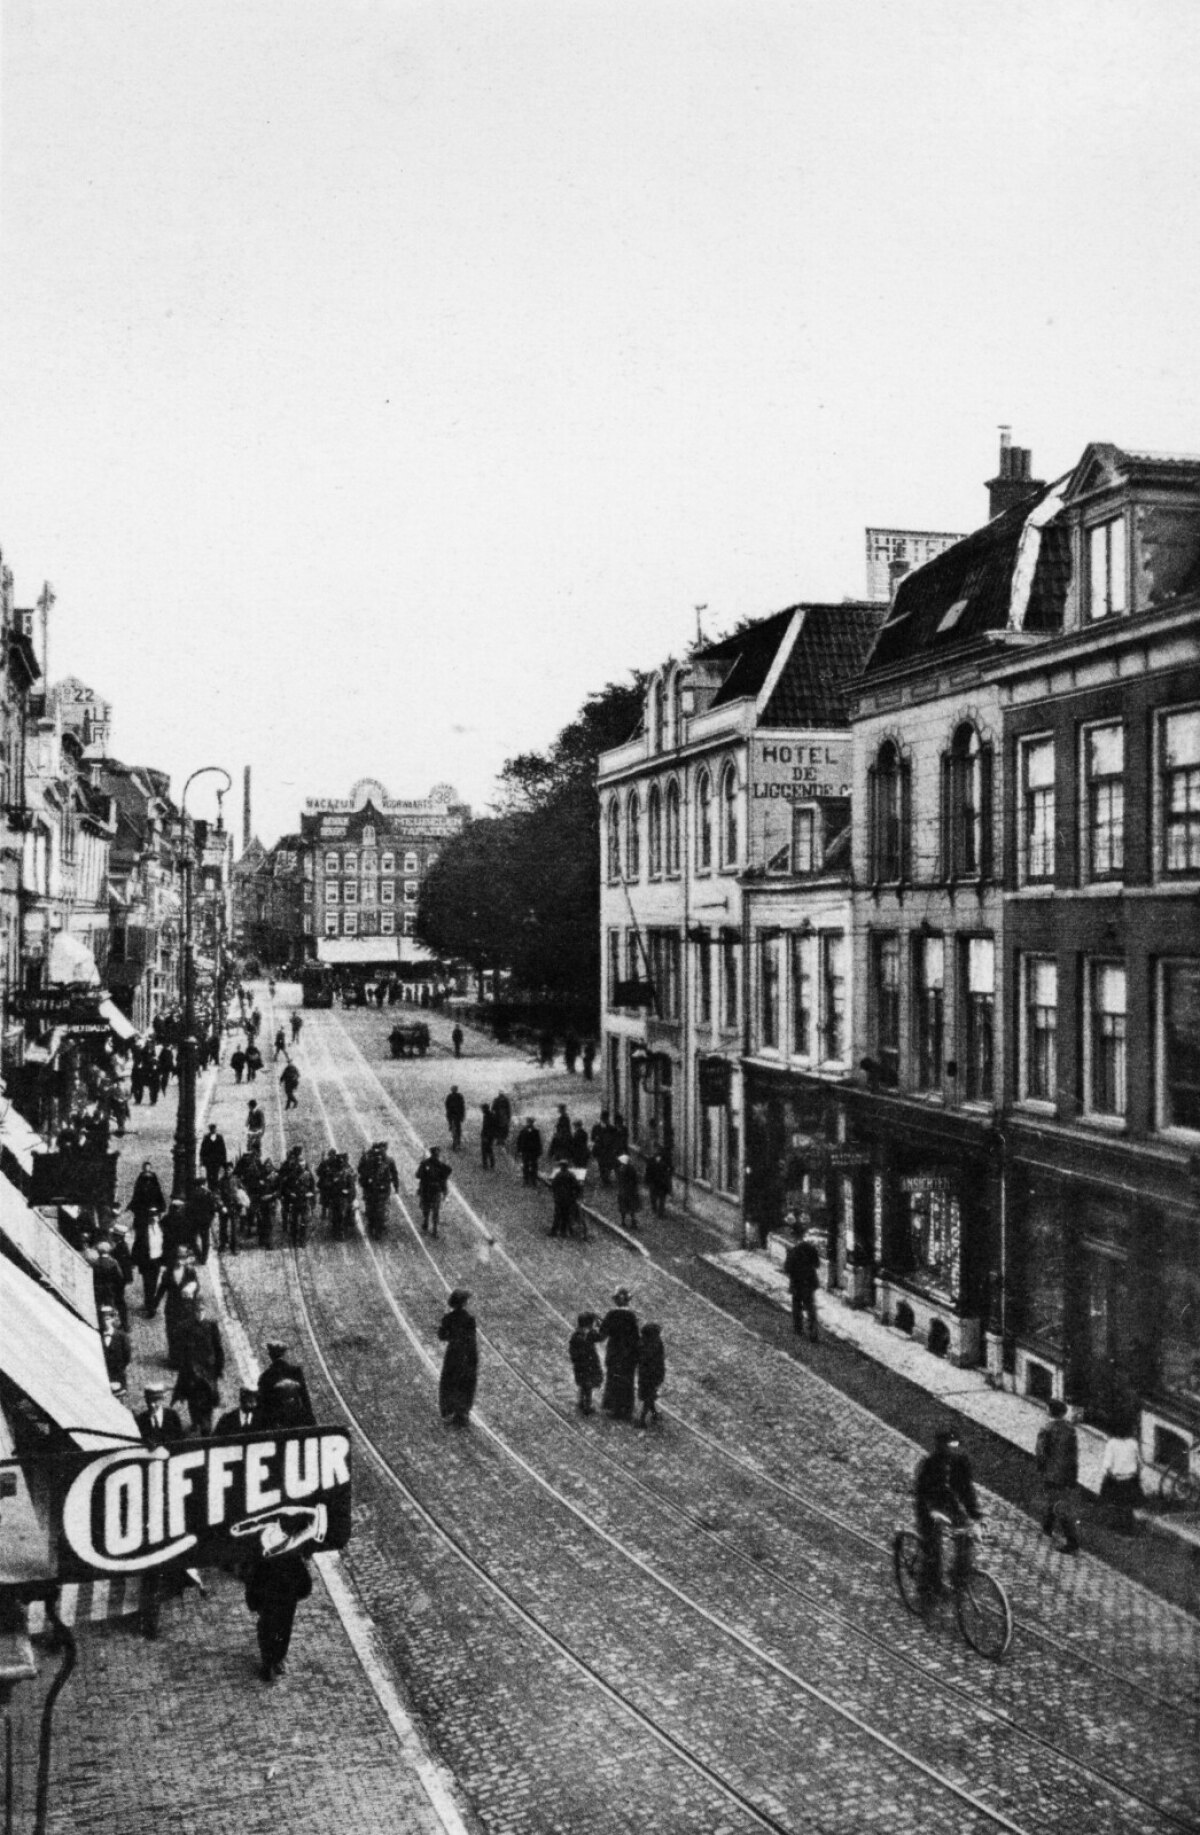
[90,1238,129,1329]
[216,1385,260,1436]
[199,1122,228,1191]
[415,1146,451,1237]
[99,1305,131,1394]
[913,1426,981,1592]
[783,1233,822,1341]
[515,1116,543,1188]
[1036,1400,1081,1555]
[597,1289,640,1421]
[257,1341,315,1427]
[135,1382,185,1448]
[172,1294,225,1436]
[245,1543,313,1681]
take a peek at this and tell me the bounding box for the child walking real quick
[636,1322,665,1427]
[568,1312,603,1415]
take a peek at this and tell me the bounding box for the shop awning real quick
[317,938,402,965]
[98,998,136,1042]
[0,1169,95,1321]
[0,1256,139,1452]
[0,1105,45,1179]
[47,933,101,988]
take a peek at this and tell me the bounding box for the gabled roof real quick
[864,485,1070,676]
[1064,441,1200,503]
[761,602,887,727]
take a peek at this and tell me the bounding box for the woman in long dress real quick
[438,1289,478,1426]
[597,1289,640,1420]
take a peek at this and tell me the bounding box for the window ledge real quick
[1014,1099,1057,1117]
[1078,1111,1128,1133]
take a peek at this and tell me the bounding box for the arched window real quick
[647,784,663,876]
[942,723,993,879]
[720,763,739,868]
[362,825,376,847]
[652,678,666,753]
[696,770,713,871]
[665,779,681,875]
[868,740,910,882]
[672,672,686,747]
[626,789,641,879]
[606,798,621,882]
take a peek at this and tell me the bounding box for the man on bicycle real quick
[914,1426,981,1592]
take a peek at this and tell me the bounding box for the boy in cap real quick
[568,1313,602,1414]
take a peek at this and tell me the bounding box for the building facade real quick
[299,778,470,970]
[597,603,884,1224]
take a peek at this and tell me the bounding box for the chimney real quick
[243,765,251,854]
[985,425,1043,520]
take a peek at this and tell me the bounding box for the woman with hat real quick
[437,1290,478,1426]
[597,1289,640,1421]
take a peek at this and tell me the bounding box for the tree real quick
[417,675,644,1014]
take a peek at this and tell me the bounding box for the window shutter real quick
[980,746,995,879]
[899,758,913,882]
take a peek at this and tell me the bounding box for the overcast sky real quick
[1,1,1197,843]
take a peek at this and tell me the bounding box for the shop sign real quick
[698,1055,732,1106]
[751,738,852,801]
[57,1427,352,1579]
[8,991,102,1022]
[828,1149,872,1170]
[900,1173,954,1195]
[614,979,656,1008]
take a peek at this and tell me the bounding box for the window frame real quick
[665,778,681,877]
[719,763,739,870]
[625,789,641,880]
[606,798,622,883]
[912,933,944,1093]
[1087,513,1129,622]
[325,880,339,905]
[1083,957,1127,1123]
[696,771,713,873]
[381,852,395,873]
[873,932,901,1087]
[819,931,846,1065]
[324,912,339,937]
[942,723,992,881]
[343,910,359,937]
[790,933,814,1058]
[868,740,909,883]
[381,880,395,904]
[961,935,996,1104]
[1018,733,1056,884]
[759,934,781,1051]
[342,880,358,904]
[380,911,395,936]
[1018,953,1058,1109]
[647,783,663,878]
[1081,719,1125,882]
[1156,957,1200,1138]
[1160,706,1200,877]
[324,852,339,874]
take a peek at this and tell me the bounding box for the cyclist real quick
[914,1426,982,1593]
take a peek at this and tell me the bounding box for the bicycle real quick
[893,1515,1013,1660]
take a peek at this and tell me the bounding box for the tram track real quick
[251,1004,1200,1835]
[322,1007,1200,1722]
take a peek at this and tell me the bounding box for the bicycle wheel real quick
[1162,1452,1200,1509]
[957,1569,1013,1660]
[893,1531,929,1616]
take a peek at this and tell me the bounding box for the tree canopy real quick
[417,675,644,1013]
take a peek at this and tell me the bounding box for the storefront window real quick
[903,1177,960,1303]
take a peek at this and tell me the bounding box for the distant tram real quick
[301,964,335,1009]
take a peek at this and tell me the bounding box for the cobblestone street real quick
[30,990,1200,1834]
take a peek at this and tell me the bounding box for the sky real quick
[1,1,1198,844]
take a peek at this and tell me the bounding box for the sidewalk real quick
[21,1043,477,1835]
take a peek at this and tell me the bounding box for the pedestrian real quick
[591,1111,617,1187]
[129,1202,166,1317]
[155,1249,199,1369]
[914,1427,982,1592]
[644,1147,672,1219]
[245,1546,313,1681]
[492,1090,512,1144]
[636,1322,666,1427]
[568,1313,602,1414]
[516,1117,543,1187]
[563,1031,580,1074]
[90,1237,129,1329]
[290,1012,302,1042]
[598,1289,640,1420]
[230,1043,247,1084]
[451,1022,464,1059]
[130,1047,146,1106]
[569,1121,591,1172]
[273,1026,288,1061]
[444,1084,466,1149]
[280,1061,301,1110]
[1099,1420,1142,1535]
[581,1039,596,1081]
[157,1042,175,1088]
[438,1288,478,1426]
[480,1103,498,1170]
[615,1155,641,1231]
[537,1029,555,1068]
[186,1182,220,1265]
[612,1114,630,1157]
[246,1099,266,1157]
[199,1122,228,1191]
[245,1041,263,1082]
[135,1380,185,1448]
[549,1161,579,1237]
[162,1196,191,1261]
[257,1340,315,1427]
[99,1305,131,1395]
[416,1146,451,1236]
[172,1294,225,1436]
[783,1233,821,1341]
[549,1105,572,1162]
[1036,1399,1081,1555]
[215,1385,260,1436]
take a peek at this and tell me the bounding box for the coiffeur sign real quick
[55,1427,352,1579]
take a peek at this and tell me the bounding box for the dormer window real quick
[1088,515,1128,620]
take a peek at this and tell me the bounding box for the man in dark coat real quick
[644,1148,672,1218]
[591,1111,617,1186]
[549,1162,579,1237]
[568,1313,602,1414]
[257,1341,315,1426]
[280,1061,301,1110]
[451,1023,464,1059]
[127,1160,166,1229]
[155,1249,199,1368]
[99,1305,131,1394]
[444,1085,466,1149]
[172,1294,225,1435]
[91,1239,129,1329]
[415,1147,451,1236]
[515,1118,543,1188]
[783,1234,821,1341]
[135,1381,185,1448]
[199,1123,228,1191]
[230,1044,247,1084]
[437,1289,478,1425]
[1036,1400,1081,1555]
[492,1091,512,1144]
[157,1043,175,1088]
[914,1427,981,1590]
[215,1385,260,1436]
[245,1548,313,1680]
[597,1289,640,1421]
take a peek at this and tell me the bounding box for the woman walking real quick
[438,1289,478,1427]
[597,1288,640,1421]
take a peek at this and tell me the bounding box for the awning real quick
[98,998,136,1043]
[0,1168,95,1321]
[0,1105,45,1178]
[47,933,101,988]
[317,938,402,965]
[0,1255,139,1451]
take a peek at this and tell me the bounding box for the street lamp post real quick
[172,767,231,1200]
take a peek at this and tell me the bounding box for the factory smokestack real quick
[243,765,251,854]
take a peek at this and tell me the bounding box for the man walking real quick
[451,1022,464,1059]
[416,1146,451,1236]
[783,1233,821,1341]
[1036,1399,1081,1555]
[199,1123,228,1192]
[516,1116,543,1188]
[280,1060,301,1110]
[444,1084,466,1149]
